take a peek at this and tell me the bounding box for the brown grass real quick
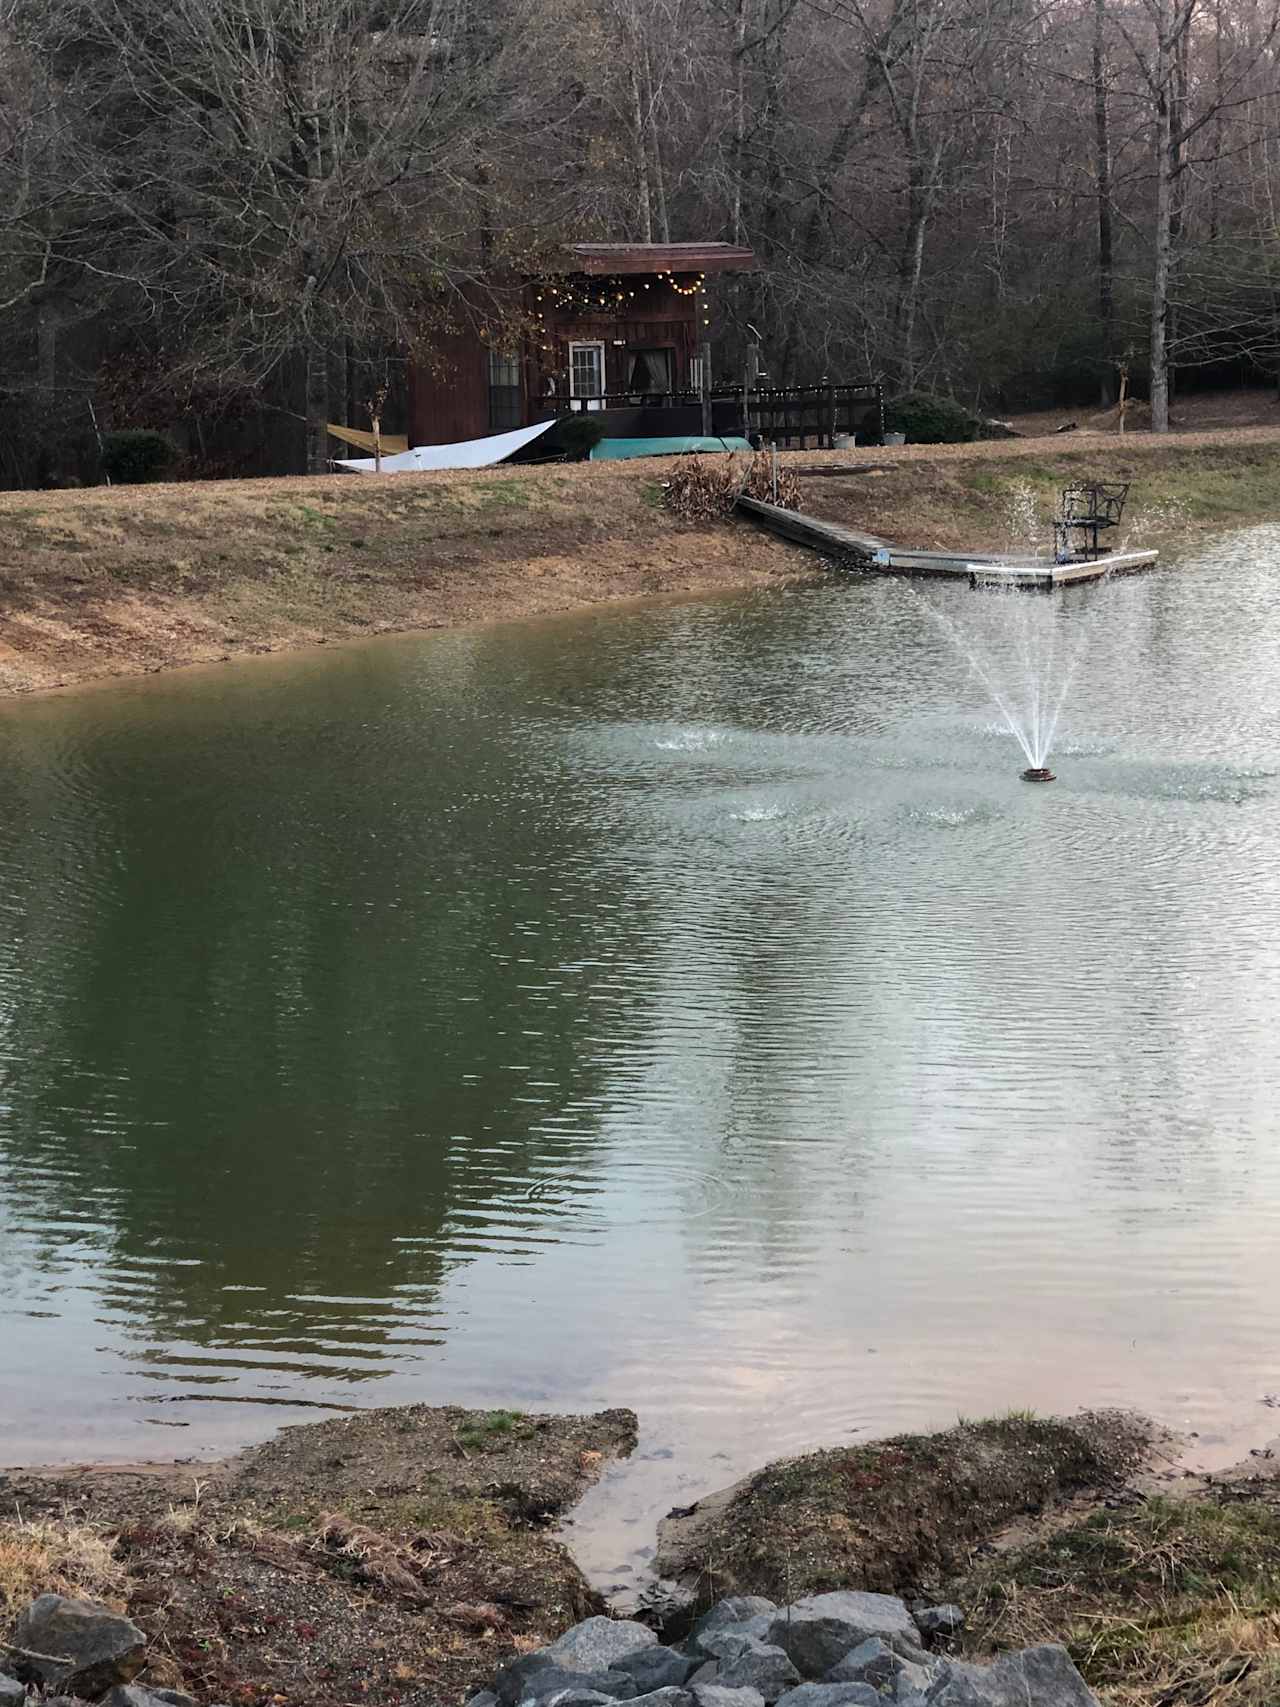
[0,1516,128,1613]
[961,1493,1280,1706]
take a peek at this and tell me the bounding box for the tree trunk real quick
[629,60,653,241]
[730,0,748,245]
[1093,0,1115,404]
[1150,55,1173,434]
[894,146,936,390]
[305,343,330,474]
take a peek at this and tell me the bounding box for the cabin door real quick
[569,341,605,410]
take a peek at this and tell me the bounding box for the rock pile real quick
[1,1596,200,1707]
[470,1594,1100,1707]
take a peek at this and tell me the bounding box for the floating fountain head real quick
[906,579,1095,783]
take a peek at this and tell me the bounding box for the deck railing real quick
[555,381,884,449]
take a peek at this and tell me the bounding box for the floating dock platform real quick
[735,496,1158,588]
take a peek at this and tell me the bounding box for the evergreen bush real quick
[882,392,989,444]
[556,414,608,460]
[100,428,179,484]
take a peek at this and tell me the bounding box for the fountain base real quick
[1021,767,1056,783]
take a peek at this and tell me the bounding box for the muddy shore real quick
[3,428,1280,697]
[5,1406,1280,1707]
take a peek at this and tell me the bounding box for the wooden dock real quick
[735,495,1158,589]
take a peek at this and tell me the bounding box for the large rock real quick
[690,1600,778,1649]
[825,1638,937,1699]
[929,1647,1099,1707]
[12,1595,146,1699]
[768,1595,920,1677]
[610,1650,700,1692]
[547,1620,659,1675]
[616,1690,694,1707]
[774,1685,883,1707]
[692,1686,765,1707]
[914,1606,964,1644]
[689,1618,776,1661]
[0,1678,23,1707]
[103,1692,196,1707]
[496,1657,637,1707]
[714,1642,802,1704]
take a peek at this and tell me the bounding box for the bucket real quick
[833,432,854,450]
[883,431,906,447]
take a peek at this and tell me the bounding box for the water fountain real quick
[904,555,1097,781]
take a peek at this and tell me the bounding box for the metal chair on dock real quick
[1053,482,1129,562]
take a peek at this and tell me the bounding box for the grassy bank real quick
[1,427,1279,695]
[656,1409,1280,1707]
[796,430,1280,555]
[0,460,809,695]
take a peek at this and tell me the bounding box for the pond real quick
[3,528,1280,1597]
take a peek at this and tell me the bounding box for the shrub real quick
[556,414,607,460]
[100,428,179,484]
[882,391,1015,445]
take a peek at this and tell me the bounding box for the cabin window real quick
[569,341,605,409]
[488,349,522,431]
[626,348,673,396]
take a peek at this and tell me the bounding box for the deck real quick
[735,495,1159,589]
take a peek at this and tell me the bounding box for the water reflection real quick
[2,536,1280,1596]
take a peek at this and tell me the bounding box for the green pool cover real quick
[590,435,754,461]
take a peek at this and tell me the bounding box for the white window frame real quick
[569,340,606,410]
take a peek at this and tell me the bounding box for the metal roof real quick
[563,242,757,276]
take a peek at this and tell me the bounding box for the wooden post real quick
[699,341,712,437]
[366,378,389,472]
[742,342,759,443]
[1116,357,1129,436]
[824,380,836,449]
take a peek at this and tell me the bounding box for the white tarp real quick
[335,418,556,474]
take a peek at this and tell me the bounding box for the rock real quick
[616,1690,693,1707]
[714,1641,802,1704]
[914,1607,964,1645]
[103,1691,196,1707]
[466,1694,499,1707]
[12,1595,147,1700]
[929,1647,1099,1707]
[692,1686,765,1707]
[610,1650,700,1692]
[688,1664,720,1685]
[541,1692,616,1707]
[824,1640,900,1691]
[696,1634,758,1665]
[825,1639,939,1699]
[548,1620,659,1675]
[496,1657,636,1707]
[689,1616,776,1661]
[768,1595,921,1676]
[0,1678,23,1707]
[774,1686,884,1707]
[690,1600,778,1649]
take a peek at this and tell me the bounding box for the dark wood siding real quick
[407,323,493,446]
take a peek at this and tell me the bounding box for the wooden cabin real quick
[406,241,757,447]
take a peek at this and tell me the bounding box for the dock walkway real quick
[735,494,1158,589]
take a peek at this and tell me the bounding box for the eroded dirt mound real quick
[656,1411,1157,1607]
[1,1405,638,1707]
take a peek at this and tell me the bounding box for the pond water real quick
[3,529,1280,1598]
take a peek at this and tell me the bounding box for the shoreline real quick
[3,427,1280,697]
[5,1404,1280,1707]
